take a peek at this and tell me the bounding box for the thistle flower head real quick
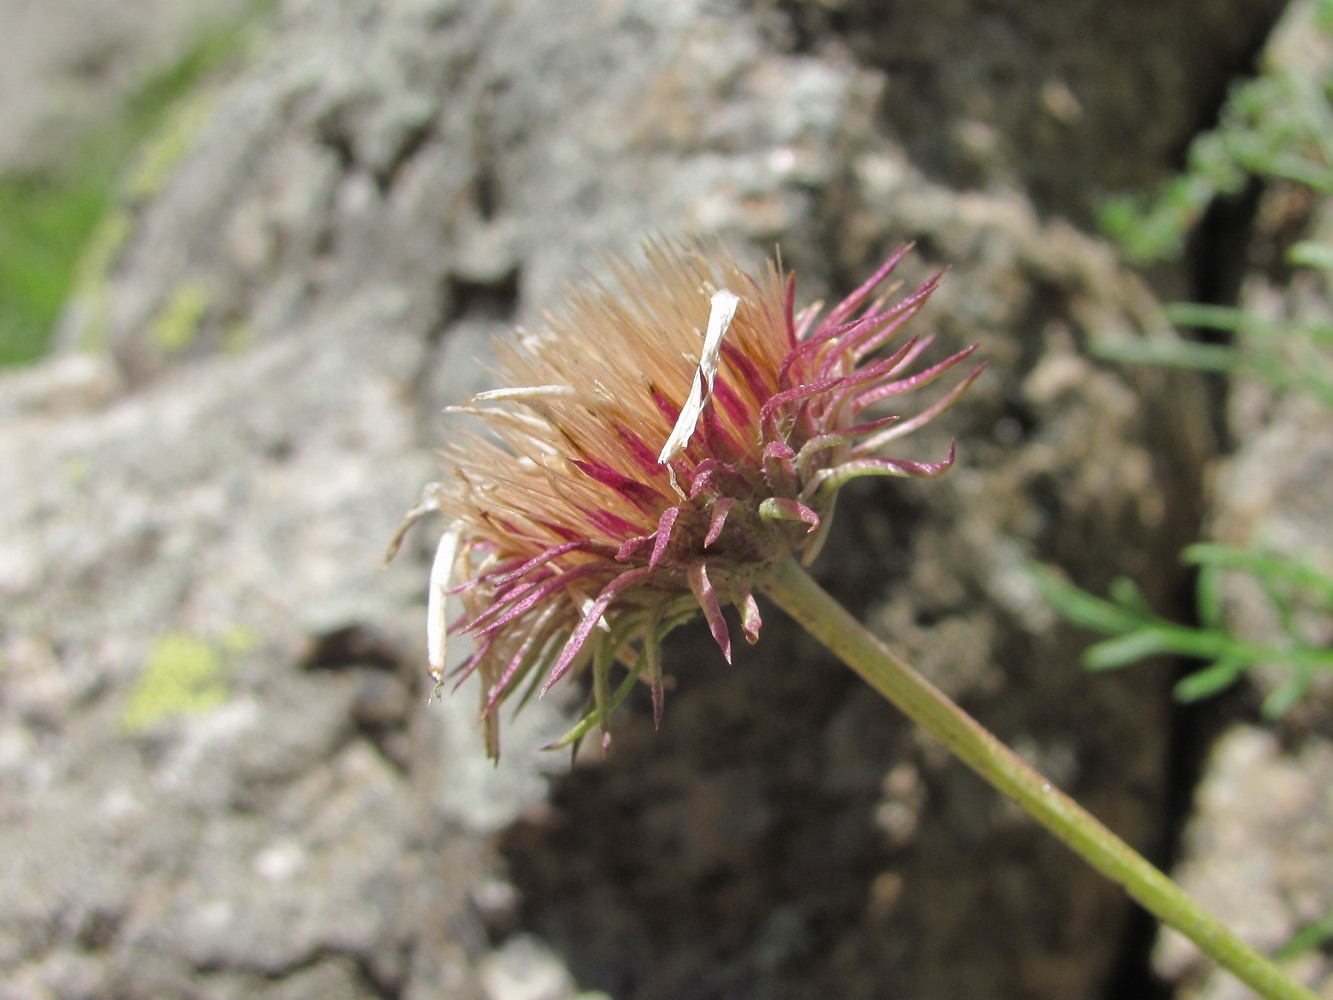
[390,240,981,757]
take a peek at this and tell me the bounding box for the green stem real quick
[761,558,1316,1000]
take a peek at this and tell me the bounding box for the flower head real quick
[389,239,981,757]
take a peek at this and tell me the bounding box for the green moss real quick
[0,8,270,367]
[121,633,233,734]
[0,158,117,365]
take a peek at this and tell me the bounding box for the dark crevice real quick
[196,945,404,1000]
[315,117,357,174]
[423,278,456,351]
[760,0,852,55]
[303,623,406,674]
[373,120,435,195]
[419,263,521,373]
[301,624,418,773]
[1167,16,1287,173]
[425,264,522,356]
[72,907,123,952]
[350,950,406,1000]
[471,85,503,221]
[444,267,521,324]
[1182,179,1264,453]
[1103,892,1174,999]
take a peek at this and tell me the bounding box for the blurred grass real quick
[1046,0,1333,717]
[1098,0,1333,263]
[0,14,262,367]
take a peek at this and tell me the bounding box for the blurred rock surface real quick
[1,0,1310,998]
[0,0,259,174]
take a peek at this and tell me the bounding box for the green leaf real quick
[1162,302,1248,332]
[1089,336,1239,374]
[1185,544,1333,607]
[1108,576,1153,615]
[544,648,643,752]
[1173,657,1248,702]
[1274,916,1333,961]
[1195,561,1226,630]
[1030,564,1144,633]
[1084,629,1172,671]
[1261,671,1312,719]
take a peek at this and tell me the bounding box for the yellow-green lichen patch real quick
[122,91,218,203]
[60,453,93,488]
[147,281,212,353]
[220,625,259,654]
[64,209,133,353]
[121,632,232,734]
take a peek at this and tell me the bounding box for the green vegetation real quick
[1099,0,1333,264]
[1035,546,1333,717]
[1275,917,1333,962]
[0,156,115,364]
[1042,0,1333,712]
[1092,294,1333,407]
[0,14,262,366]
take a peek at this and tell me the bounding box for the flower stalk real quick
[760,557,1317,1000]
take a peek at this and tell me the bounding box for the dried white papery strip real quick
[426,525,461,698]
[657,289,740,464]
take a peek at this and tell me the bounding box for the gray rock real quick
[1,0,1297,997]
[1,310,495,998]
[0,0,261,174]
[1155,729,1333,999]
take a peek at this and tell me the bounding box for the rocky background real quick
[1,1,1329,999]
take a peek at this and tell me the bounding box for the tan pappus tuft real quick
[389,238,982,758]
